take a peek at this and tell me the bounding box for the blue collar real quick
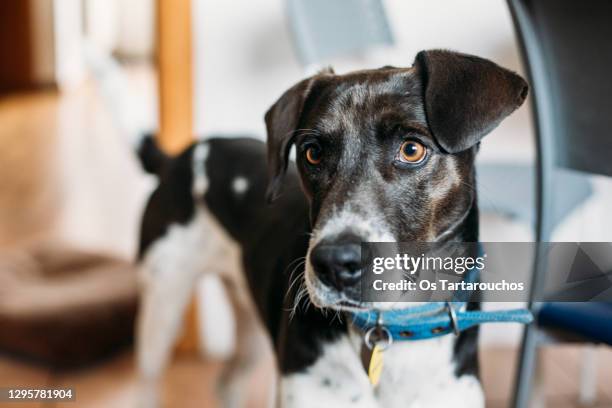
[351,301,533,341]
[351,244,533,342]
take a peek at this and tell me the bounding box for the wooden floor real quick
[1,69,611,408]
[0,345,611,407]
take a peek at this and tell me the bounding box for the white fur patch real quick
[197,274,236,359]
[369,331,484,407]
[192,142,210,197]
[281,331,484,407]
[312,207,396,246]
[280,336,377,408]
[281,331,484,408]
[231,176,249,195]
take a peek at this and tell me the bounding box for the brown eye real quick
[305,145,322,165]
[399,140,427,164]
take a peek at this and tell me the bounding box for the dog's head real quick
[265,50,528,310]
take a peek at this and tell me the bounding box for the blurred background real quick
[0,0,611,407]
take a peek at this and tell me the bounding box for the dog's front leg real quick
[278,336,378,408]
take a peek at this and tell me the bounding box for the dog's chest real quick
[373,335,465,406]
[348,330,460,404]
[281,333,483,407]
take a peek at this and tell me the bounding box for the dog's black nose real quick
[310,241,362,290]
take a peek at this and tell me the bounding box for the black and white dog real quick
[136,50,528,407]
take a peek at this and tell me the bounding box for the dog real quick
[136,49,528,407]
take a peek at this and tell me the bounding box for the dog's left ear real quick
[414,50,529,153]
[265,70,331,203]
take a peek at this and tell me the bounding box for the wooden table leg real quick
[156,0,194,155]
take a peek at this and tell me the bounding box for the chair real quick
[507,0,612,406]
[285,0,393,69]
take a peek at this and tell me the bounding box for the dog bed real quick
[0,241,139,369]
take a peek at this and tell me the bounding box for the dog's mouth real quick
[303,214,399,311]
[304,260,394,312]
[304,260,424,312]
[335,299,367,311]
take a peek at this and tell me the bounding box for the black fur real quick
[138,140,194,259]
[414,50,528,153]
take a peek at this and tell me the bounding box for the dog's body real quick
[136,50,527,407]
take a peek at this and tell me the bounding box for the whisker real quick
[284,256,306,275]
[285,262,306,301]
[290,283,310,321]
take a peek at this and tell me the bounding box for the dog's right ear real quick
[414,50,528,153]
[265,73,327,203]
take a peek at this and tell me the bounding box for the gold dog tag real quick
[361,343,384,386]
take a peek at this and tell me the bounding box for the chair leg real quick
[578,346,597,406]
[533,348,546,408]
[513,324,540,408]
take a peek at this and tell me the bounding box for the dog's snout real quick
[310,241,362,290]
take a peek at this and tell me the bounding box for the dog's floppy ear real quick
[414,50,528,153]
[265,71,330,202]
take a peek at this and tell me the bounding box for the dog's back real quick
[136,135,309,329]
[136,136,271,257]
